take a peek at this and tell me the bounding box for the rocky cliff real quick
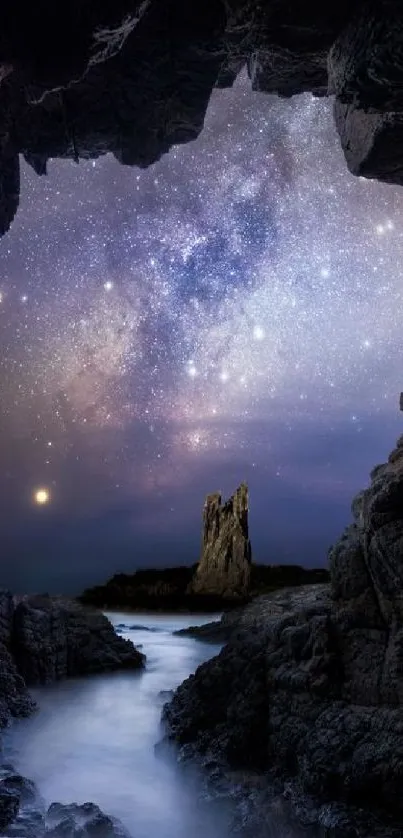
[0,591,144,834]
[0,590,35,728]
[12,594,145,684]
[162,434,403,837]
[0,590,144,718]
[190,483,251,598]
[0,1,403,236]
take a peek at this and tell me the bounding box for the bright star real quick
[104,280,113,291]
[33,487,50,505]
[253,325,265,341]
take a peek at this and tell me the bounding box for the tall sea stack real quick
[190,483,252,599]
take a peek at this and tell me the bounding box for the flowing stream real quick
[5,613,231,838]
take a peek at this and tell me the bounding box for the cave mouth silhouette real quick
[0,2,400,237]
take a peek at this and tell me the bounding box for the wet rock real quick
[0,769,45,838]
[174,621,230,644]
[190,484,251,599]
[0,772,132,838]
[0,784,20,832]
[46,802,130,838]
[13,595,145,685]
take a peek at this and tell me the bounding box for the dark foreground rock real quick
[162,434,403,837]
[0,590,36,727]
[0,590,144,727]
[175,584,330,643]
[0,767,131,838]
[1,2,403,236]
[0,594,143,836]
[45,802,130,838]
[13,595,145,685]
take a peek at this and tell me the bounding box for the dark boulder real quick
[45,802,130,838]
[0,769,132,838]
[13,595,145,685]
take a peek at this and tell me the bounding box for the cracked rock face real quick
[0,590,36,727]
[0,594,144,836]
[0,768,131,838]
[190,483,252,598]
[0,1,403,236]
[162,434,403,836]
[12,595,145,685]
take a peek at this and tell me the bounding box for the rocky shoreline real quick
[0,593,145,836]
[162,434,403,838]
[5,430,403,837]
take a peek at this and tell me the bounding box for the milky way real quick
[2,73,403,592]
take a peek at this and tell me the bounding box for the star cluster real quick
[1,73,403,592]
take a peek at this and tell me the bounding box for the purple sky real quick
[1,74,403,593]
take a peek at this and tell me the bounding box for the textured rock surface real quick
[13,595,145,685]
[163,434,403,836]
[45,802,130,838]
[0,590,36,727]
[1,1,403,235]
[175,583,329,643]
[0,766,131,838]
[190,484,252,598]
[0,591,144,726]
[0,595,143,835]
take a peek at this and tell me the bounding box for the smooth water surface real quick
[6,613,227,838]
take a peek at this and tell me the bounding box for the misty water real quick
[5,613,231,838]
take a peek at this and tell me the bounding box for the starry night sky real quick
[2,74,403,594]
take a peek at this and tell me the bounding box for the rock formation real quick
[0,590,145,715]
[0,1,403,235]
[0,590,36,727]
[12,594,145,684]
[190,483,252,598]
[0,591,144,834]
[162,433,403,837]
[0,768,131,838]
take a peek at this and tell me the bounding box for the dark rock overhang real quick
[0,1,402,236]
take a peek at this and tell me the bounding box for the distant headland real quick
[79,484,329,612]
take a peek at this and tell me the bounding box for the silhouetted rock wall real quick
[0,2,403,235]
[13,595,145,684]
[0,592,144,725]
[0,593,144,835]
